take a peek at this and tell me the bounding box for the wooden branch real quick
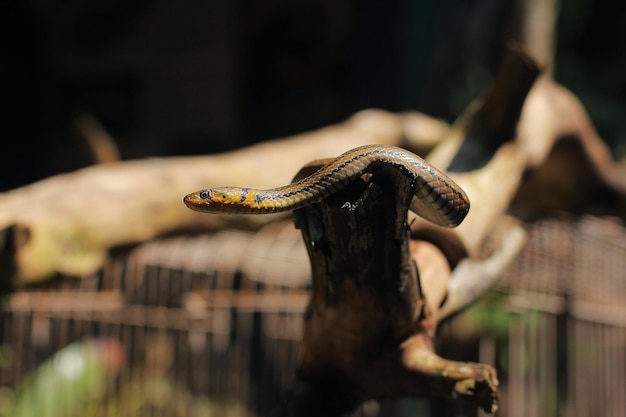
[418,43,540,257]
[418,43,626,260]
[271,164,498,416]
[74,114,121,164]
[510,76,626,218]
[413,44,623,324]
[5,291,123,313]
[0,109,425,287]
[521,0,559,76]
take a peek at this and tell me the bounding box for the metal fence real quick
[0,216,624,416]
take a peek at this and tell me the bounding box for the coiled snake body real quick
[183,145,469,228]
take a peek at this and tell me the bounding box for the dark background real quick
[2,0,625,191]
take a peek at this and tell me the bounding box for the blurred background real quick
[2,0,626,190]
[1,1,625,417]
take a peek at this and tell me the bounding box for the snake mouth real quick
[183,193,201,211]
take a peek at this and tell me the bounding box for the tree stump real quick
[271,163,498,416]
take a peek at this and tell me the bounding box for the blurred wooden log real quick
[2,43,624,298]
[510,76,626,218]
[422,44,626,258]
[0,109,429,287]
[412,42,626,323]
[74,114,121,164]
[420,43,541,257]
[522,0,559,76]
[6,291,123,313]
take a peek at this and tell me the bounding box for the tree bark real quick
[271,164,498,416]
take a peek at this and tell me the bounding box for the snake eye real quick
[199,190,210,199]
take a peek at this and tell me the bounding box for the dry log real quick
[74,114,121,164]
[413,43,626,322]
[419,43,626,258]
[271,152,498,417]
[510,76,626,218]
[0,110,428,287]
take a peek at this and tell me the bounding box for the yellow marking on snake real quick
[183,145,470,228]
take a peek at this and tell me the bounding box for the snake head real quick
[183,187,247,213]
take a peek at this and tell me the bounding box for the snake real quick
[183,145,470,228]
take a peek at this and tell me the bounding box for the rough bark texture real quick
[270,165,498,417]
